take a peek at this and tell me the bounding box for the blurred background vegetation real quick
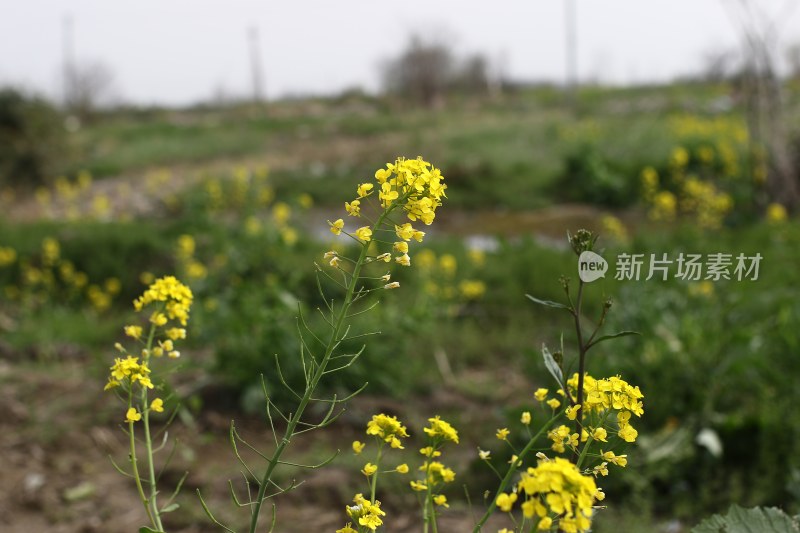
[2,15,800,533]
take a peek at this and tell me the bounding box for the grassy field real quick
[1,81,798,532]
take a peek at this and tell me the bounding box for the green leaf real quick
[692,504,799,533]
[588,330,639,347]
[139,527,164,533]
[541,344,563,388]
[525,294,569,311]
[161,502,180,513]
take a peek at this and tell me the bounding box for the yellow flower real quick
[538,517,553,530]
[396,464,409,474]
[602,450,628,467]
[423,415,459,443]
[336,524,357,533]
[546,398,561,410]
[766,202,788,224]
[410,480,427,491]
[126,407,142,423]
[433,494,449,507]
[521,411,532,425]
[566,405,581,420]
[395,254,411,267]
[496,492,517,512]
[345,200,361,217]
[496,428,510,440]
[478,449,491,460]
[166,327,186,340]
[393,241,408,253]
[352,441,365,454]
[534,388,549,401]
[419,446,441,458]
[357,183,374,198]
[354,226,372,242]
[330,219,345,235]
[150,398,165,413]
[395,223,415,241]
[366,413,409,443]
[124,325,143,340]
[362,463,378,476]
[384,282,400,289]
[618,424,638,443]
[592,427,608,442]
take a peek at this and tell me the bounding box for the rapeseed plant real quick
[195,157,447,533]
[104,275,193,532]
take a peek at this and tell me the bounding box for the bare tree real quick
[382,35,454,107]
[64,60,116,120]
[723,0,800,208]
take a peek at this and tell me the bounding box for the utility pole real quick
[565,0,578,113]
[62,14,75,108]
[248,26,265,104]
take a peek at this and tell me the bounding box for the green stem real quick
[472,412,562,533]
[141,322,163,530]
[369,444,383,504]
[572,280,587,461]
[247,207,396,533]
[129,397,156,527]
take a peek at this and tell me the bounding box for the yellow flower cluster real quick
[419,460,456,486]
[328,157,446,276]
[344,493,386,531]
[766,202,788,224]
[365,413,409,449]
[423,415,459,444]
[565,373,644,443]
[680,177,733,229]
[105,355,153,391]
[133,275,194,326]
[371,157,447,223]
[514,457,599,533]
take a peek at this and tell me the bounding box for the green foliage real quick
[0,88,69,189]
[588,223,800,517]
[692,504,799,533]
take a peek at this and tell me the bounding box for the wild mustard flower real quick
[423,415,459,443]
[355,226,373,242]
[517,457,598,533]
[126,407,142,423]
[534,388,548,402]
[150,398,164,413]
[362,463,378,476]
[496,428,510,440]
[366,413,409,448]
[496,492,517,512]
[766,202,788,224]
[105,275,193,532]
[330,218,345,235]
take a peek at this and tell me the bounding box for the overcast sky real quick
[1,0,798,105]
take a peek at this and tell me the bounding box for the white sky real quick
[1,0,798,105]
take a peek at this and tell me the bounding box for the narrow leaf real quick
[525,294,569,310]
[588,330,640,348]
[541,344,563,388]
[160,503,180,513]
